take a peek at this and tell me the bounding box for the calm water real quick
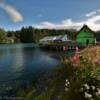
[0,43,60,94]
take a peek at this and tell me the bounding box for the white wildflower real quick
[84,84,90,90]
[65,83,69,87]
[65,79,69,82]
[91,85,95,90]
[65,79,70,92]
[96,88,100,96]
[65,79,69,86]
[66,81,69,85]
[85,92,92,98]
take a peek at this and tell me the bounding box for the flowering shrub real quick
[81,46,100,65]
[69,46,100,67]
[80,81,100,100]
[64,46,100,100]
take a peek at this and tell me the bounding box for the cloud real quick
[85,9,100,18]
[34,20,84,30]
[85,11,97,17]
[0,1,23,23]
[34,9,100,31]
[34,19,83,30]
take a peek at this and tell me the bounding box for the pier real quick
[39,41,81,51]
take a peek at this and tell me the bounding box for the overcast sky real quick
[0,0,100,31]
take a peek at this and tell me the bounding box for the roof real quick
[40,35,68,42]
[77,24,95,36]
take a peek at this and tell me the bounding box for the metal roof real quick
[40,35,68,42]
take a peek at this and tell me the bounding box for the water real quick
[0,43,60,94]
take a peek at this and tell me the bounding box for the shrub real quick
[64,46,100,100]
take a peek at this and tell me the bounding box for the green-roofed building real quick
[76,25,96,45]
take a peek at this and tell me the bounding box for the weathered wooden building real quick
[39,34,77,51]
[76,25,96,45]
[39,34,68,44]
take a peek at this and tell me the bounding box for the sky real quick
[0,0,100,31]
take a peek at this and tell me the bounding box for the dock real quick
[39,41,81,51]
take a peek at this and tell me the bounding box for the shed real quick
[76,25,96,45]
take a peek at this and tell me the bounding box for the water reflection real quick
[0,44,60,93]
[11,48,24,73]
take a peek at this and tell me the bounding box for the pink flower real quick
[70,52,80,67]
[75,46,79,52]
[94,56,100,64]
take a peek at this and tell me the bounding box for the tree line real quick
[0,26,100,43]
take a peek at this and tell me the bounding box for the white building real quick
[39,35,69,44]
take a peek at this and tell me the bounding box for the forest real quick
[0,26,100,43]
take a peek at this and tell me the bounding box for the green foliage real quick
[0,28,7,43]
[7,26,77,43]
[0,26,78,43]
[20,26,34,43]
[1,25,100,43]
